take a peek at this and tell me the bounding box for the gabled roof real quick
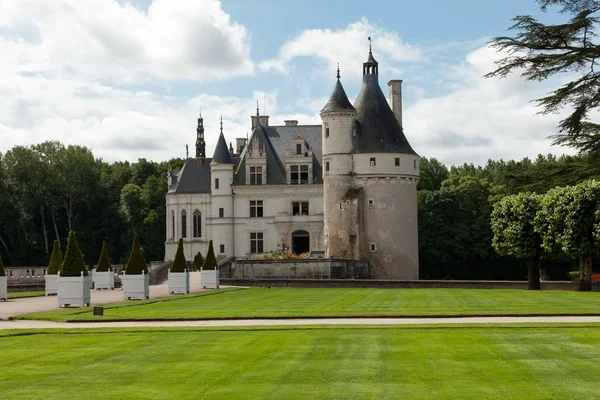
[212,132,233,164]
[320,79,356,114]
[168,158,212,194]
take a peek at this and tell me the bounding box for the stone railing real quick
[220,258,369,280]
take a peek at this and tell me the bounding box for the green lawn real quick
[7,291,45,299]
[0,325,599,399]
[15,287,600,321]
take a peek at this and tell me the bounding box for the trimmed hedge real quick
[0,255,5,277]
[60,231,88,277]
[96,241,112,272]
[202,240,218,270]
[124,233,148,275]
[193,251,204,271]
[170,239,187,273]
[47,240,63,275]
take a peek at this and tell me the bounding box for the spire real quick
[363,36,378,76]
[256,100,260,116]
[212,117,233,164]
[195,108,206,164]
[368,35,372,53]
[320,64,356,114]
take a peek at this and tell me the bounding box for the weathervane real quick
[368,35,372,53]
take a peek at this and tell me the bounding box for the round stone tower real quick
[320,66,360,260]
[209,117,234,258]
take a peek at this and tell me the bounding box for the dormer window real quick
[296,144,302,155]
[291,165,309,184]
[250,166,263,185]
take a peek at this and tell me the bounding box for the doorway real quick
[291,230,310,254]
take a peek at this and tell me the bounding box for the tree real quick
[193,252,204,271]
[418,157,449,191]
[170,239,187,273]
[47,240,63,275]
[535,180,600,290]
[124,233,148,275]
[95,241,112,272]
[60,231,87,277]
[491,193,543,290]
[0,255,5,277]
[486,0,600,153]
[202,240,218,270]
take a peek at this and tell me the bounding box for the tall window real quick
[215,178,219,189]
[250,166,263,185]
[219,208,224,218]
[325,162,330,172]
[171,210,175,239]
[296,143,302,155]
[292,201,309,216]
[250,200,263,218]
[220,244,225,253]
[325,122,329,138]
[291,165,309,184]
[181,210,187,238]
[193,210,201,238]
[250,232,264,253]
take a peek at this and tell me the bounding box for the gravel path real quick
[2,316,600,330]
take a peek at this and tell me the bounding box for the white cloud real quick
[0,0,254,83]
[404,45,577,166]
[259,18,423,80]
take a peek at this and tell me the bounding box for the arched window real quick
[171,210,175,239]
[181,210,187,238]
[193,210,201,238]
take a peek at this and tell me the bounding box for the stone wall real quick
[219,278,582,291]
[220,259,369,280]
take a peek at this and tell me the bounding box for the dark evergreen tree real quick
[47,240,63,275]
[486,0,600,153]
[202,240,217,270]
[193,251,204,271]
[95,241,112,272]
[60,231,87,277]
[124,233,148,275]
[170,239,187,273]
[0,255,5,276]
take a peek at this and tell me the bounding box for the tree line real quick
[0,141,183,267]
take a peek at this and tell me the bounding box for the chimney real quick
[236,137,247,154]
[284,120,298,127]
[251,115,270,129]
[387,80,403,127]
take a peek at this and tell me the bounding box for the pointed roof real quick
[212,132,232,164]
[353,51,417,155]
[320,66,356,114]
[234,123,287,184]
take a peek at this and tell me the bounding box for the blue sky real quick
[0,0,574,165]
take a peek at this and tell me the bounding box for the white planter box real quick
[0,276,7,301]
[45,274,58,296]
[57,272,91,308]
[94,271,115,290]
[122,272,149,300]
[200,269,219,289]
[168,270,189,294]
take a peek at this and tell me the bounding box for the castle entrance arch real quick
[291,230,310,255]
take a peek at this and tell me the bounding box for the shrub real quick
[47,240,63,275]
[261,251,311,260]
[0,255,5,277]
[124,233,148,275]
[170,239,187,273]
[60,231,88,277]
[202,240,218,270]
[193,252,204,271]
[95,241,112,272]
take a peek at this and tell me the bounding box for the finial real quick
[256,100,260,116]
[336,63,340,80]
[199,108,202,118]
[220,115,223,133]
[368,35,372,53]
[186,144,189,158]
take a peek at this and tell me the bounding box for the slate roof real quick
[212,132,233,164]
[320,79,356,114]
[353,74,417,155]
[167,158,212,194]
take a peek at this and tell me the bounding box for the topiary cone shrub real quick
[170,239,187,273]
[60,231,88,277]
[48,240,63,275]
[0,255,5,277]
[125,233,148,275]
[202,240,218,270]
[193,251,204,271]
[95,241,112,272]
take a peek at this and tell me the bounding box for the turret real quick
[210,116,234,257]
[195,109,206,165]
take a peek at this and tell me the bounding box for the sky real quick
[0,0,579,166]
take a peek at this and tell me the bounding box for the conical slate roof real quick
[212,132,232,164]
[320,79,356,114]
